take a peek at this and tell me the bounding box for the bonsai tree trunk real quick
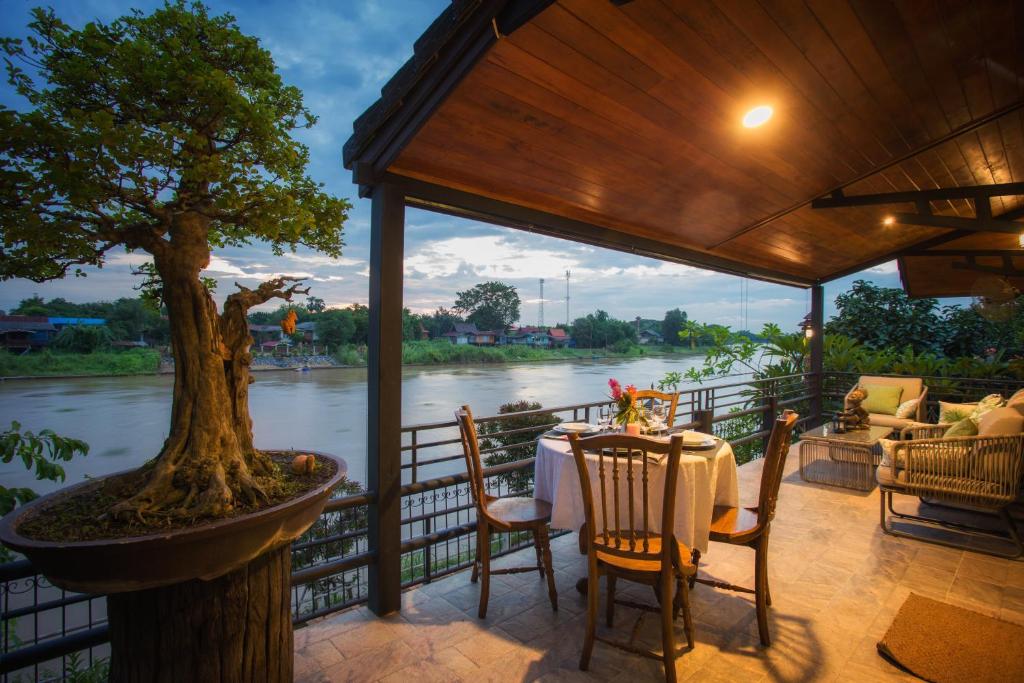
[112,214,306,521]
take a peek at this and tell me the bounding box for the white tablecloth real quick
[533,437,739,553]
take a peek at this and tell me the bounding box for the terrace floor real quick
[293,445,1024,682]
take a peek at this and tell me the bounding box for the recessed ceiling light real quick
[742,105,773,128]
[883,215,896,226]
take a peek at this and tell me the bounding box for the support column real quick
[809,284,825,422]
[367,183,404,616]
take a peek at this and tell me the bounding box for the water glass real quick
[598,406,610,430]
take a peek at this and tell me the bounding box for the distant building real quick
[442,322,500,345]
[0,316,56,352]
[638,329,664,345]
[547,328,570,348]
[295,321,318,343]
[508,326,569,348]
[248,323,283,346]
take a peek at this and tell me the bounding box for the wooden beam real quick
[347,0,555,183]
[386,174,816,288]
[366,182,405,616]
[950,255,1024,278]
[903,249,1024,257]
[810,182,1024,209]
[891,211,1023,234]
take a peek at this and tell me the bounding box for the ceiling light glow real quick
[742,105,773,128]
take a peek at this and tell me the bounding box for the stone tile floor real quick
[294,445,1024,682]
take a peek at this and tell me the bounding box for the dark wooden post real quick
[367,182,404,616]
[809,284,825,423]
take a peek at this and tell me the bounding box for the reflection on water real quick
[0,356,710,493]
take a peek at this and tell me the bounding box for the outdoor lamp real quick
[800,314,814,339]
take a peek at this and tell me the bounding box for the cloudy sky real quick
[0,0,911,332]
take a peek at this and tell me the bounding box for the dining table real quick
[533,429,740,591]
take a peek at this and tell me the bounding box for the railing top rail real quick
[401,372,816,433]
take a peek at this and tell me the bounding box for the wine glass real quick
[598,406,610,431]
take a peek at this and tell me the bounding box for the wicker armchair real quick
[877,433,1024,558]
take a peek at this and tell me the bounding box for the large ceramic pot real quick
[0,450,346,594]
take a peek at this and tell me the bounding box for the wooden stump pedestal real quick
[107,544,292,682]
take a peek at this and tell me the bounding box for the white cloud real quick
[283,253,364,268]
[404,235,580,279]
[866,261,899,275]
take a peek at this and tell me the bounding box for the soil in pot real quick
[17,451,338,542]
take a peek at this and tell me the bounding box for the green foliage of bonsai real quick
[0,421,89,517]
[0,2,350,524]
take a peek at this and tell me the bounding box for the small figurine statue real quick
[839,385,871,430]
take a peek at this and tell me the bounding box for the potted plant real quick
[0,3,351,680]
[608,378,647,434]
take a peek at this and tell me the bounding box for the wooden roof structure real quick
[344,0,1024,297]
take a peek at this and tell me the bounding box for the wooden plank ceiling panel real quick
[385,0,1024,284]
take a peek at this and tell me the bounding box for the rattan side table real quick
[798,424,894,491]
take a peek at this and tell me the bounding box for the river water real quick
[0,356,715,494]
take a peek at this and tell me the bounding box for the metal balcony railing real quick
[1,372,818,681]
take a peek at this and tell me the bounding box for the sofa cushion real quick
[876,464,906,489]
[977,407,1024,436]
[944,417,979,438]
[895,397,921,419]
[1006,389,1024,416]
[861,384,903,415]
[970,394,1005,424]
[939,401,977,424]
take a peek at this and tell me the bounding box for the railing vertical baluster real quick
[423,516,432,583]
[410,429,418,484]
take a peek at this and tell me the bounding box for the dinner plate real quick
[679,430,718,450]
[553,422,596,434]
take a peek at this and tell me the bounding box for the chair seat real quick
[483,496,552,527]
[708,505,760,541]
[592,534,696,576]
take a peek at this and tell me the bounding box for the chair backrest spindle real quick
[569,433,685,569]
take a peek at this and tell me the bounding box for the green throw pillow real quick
[861,384,903,416]
[944,417,978,438]
[939,401,976,424]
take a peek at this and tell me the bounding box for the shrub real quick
[478,400,560,492]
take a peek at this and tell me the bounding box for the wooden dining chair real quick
[634,389,681,428]
[695,410,798,646]
[454,405,558,619]
[567,432,695,683]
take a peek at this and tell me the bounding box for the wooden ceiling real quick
[348,0,1024,293]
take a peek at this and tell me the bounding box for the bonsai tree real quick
[0,2,350,522]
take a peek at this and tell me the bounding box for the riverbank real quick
[0,343,706,379]
[0,349,161,378]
